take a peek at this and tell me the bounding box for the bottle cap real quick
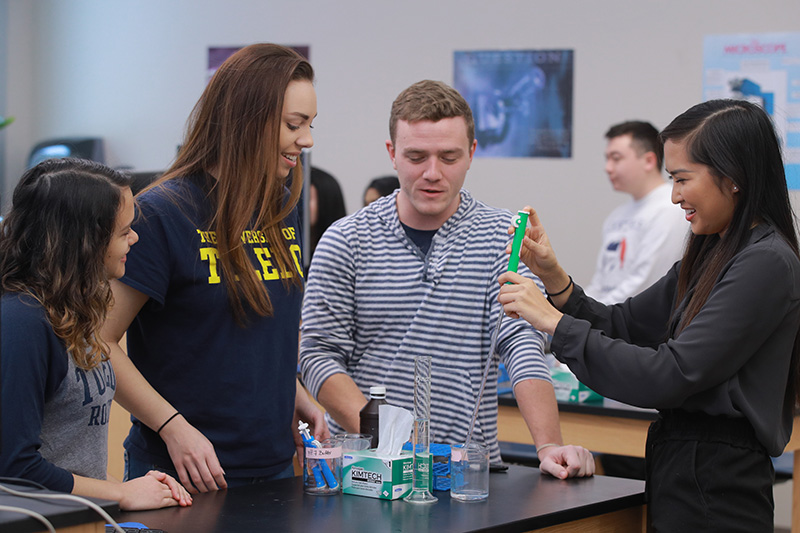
[369,386,386,397]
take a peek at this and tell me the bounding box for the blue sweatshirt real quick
[0,293,115,492]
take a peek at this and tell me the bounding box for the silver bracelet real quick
[536,442,560,454]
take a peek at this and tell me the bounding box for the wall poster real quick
[704,33,800,189]
[453,49,574,159]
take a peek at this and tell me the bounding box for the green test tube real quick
[507,210,530,274]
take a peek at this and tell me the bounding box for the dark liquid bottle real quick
[359,386,387,449]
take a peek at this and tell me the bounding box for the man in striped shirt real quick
[300,80,594,479]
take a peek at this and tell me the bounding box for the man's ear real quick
[642,151,658,171]
[386,140,398,170]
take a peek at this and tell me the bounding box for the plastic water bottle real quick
[359,386,387,449]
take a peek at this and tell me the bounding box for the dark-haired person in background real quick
[0,158,191,510]
[586,121,687,304]
[363,175,400,206]
[308,167,346,268]
[499,99,800,531]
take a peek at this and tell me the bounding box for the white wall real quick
[4,0,800,284]
[0,1,7,180]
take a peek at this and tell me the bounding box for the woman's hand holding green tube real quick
[506,206,572,301]
[498,271,564,335]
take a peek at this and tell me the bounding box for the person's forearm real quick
[513,378,563,447]
[107,341,177,433]
[102,282,176,433]
[295,378,314,412]
[295,378,323,424]
[540,268,573,310]
[72,474,123,502]
[316,373,368,433]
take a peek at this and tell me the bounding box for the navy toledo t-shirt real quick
[120,175,303,478]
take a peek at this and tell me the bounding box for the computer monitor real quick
[27,137,105,168]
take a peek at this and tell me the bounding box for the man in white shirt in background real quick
[585,121,688,304]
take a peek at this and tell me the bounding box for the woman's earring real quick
[733,185,739,192]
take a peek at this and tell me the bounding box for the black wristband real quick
[157,412,180,435]
[545,275,573,297]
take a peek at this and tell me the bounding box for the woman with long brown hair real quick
[102,43,327,493]
[498,99,800,531]
[0,158,191,510]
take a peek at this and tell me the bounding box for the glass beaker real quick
[303,438,342,496]
[450,442,489,501]
[334,433,373,452]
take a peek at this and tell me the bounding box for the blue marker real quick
[298,421,326,488]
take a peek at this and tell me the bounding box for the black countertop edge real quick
[485,492,646,533]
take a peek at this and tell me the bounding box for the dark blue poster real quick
[454,50,574,158]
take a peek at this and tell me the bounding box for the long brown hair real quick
[661,99,800,406]
[147,43,313,321]
[0,158,130,369]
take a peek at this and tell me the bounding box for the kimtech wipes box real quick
[342,449,431,500]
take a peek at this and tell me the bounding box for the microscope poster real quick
[453,50,574,159]
[703,32,800,189]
